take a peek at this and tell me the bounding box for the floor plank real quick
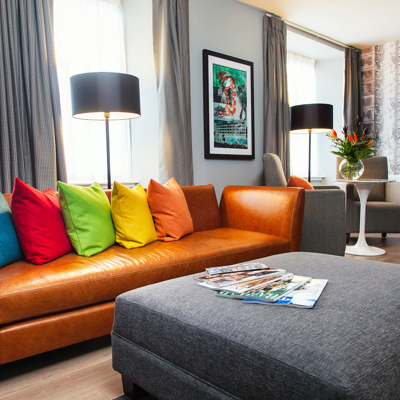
[61,387,108,400]
[0,234,399,400]
[97,376,124,399]
[0,358,120,400]
[0,336,112,398]
[346,233,400,263]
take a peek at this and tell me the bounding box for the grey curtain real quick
[344,47,362,129]
[0,0,66,193]
[263,15,290,179]
[152,0,194,186]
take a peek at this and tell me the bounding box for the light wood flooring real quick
[1,233,400,400]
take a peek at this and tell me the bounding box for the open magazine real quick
[206,262,270,276]
[243,279,328,308]
[217,275,311,303]
[193,268,286,288]
[197,273,291,294]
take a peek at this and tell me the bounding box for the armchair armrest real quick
[302,190,346,256]
[385,182,400,203]
[219,186,305,252]
[314,185,340,190]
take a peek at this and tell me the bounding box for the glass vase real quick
[339,159,364,180]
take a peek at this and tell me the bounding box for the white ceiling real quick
[234,0,400,49]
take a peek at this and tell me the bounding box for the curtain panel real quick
[0,0,66,193]
[152,0,194,186]
[263,15,290,179]
[344,47,362,129]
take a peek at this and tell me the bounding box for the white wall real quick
[122,0,159,187]
[315,57,345,185]
[189,0,264,200]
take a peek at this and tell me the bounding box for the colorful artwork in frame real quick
[203,50,254,160]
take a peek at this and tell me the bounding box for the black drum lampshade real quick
[70,72,141,189]
[290,103,333,182]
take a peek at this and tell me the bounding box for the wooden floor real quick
[1,233,399,400]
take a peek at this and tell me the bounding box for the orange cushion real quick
[147,177,194,241]
[287,175,314,190]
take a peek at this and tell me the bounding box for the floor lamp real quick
[290,103,333,183]
[70,72,141,189]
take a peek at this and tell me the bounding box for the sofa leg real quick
[121,375,150,400]
[382,233,387,238]
[346,233,350,244]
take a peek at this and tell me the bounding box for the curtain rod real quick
[265,12,357,51]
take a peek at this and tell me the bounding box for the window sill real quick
[67,181,139,189]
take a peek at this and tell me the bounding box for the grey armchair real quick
[263,153,346,256]
[336,156,400,240]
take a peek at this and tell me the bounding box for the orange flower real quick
[348,135,354,142]
[353,131,358,143]
[331,129,337,138]
[367,139,372,145]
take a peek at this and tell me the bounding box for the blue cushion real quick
[0,193,22,268]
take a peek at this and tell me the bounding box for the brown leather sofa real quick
[0,184,305,364]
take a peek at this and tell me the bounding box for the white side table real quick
[335,179,392,256]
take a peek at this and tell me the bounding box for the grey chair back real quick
[336,156,388,201]
[262,153,287,187]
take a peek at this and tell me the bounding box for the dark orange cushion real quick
[147,177,194,241]
[287,175,314,190]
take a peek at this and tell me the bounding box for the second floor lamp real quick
[290,103,333,182]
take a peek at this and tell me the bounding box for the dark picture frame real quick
[203,49,255,160]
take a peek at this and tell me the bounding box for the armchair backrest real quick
[336,156,388,201]
[262,153,287,187]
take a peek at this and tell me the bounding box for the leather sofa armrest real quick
[385,182,400,203]
[219,186,305,252]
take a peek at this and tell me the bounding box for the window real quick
[287,52,317,177]
[54,0,132,185]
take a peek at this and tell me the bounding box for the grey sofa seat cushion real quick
[113,252,400,399]
[354,201,400,233]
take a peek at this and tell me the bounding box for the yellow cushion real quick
[111,182,157,249]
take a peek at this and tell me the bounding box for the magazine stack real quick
[194,262,328,308]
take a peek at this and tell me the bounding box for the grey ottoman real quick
[112,252,400,399]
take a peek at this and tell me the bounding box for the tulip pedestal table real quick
[335,179,392,256]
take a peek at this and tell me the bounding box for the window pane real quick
[54,0,132,185]
[287,52,318,177]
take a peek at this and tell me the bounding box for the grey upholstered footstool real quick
[112,252,400,400]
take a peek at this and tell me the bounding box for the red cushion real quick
[11,178,72,265]
[287,175,314,190]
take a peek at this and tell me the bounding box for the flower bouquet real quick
[327,116,377,180]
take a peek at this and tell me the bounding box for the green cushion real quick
[57,182,115,257]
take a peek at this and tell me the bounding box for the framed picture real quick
[203,49,254,160]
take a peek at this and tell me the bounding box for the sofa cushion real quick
[11,178,71,265]
[147,178,194,241]
[0,194,22,268]
[58,182,116,257]
[0,228,289,325]
[181,185,221,232]
[111,182,157,249]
